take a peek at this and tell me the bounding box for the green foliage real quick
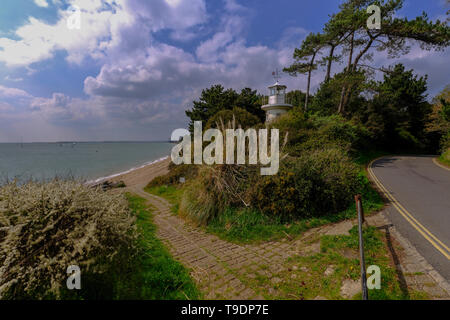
[0,181,199,300]
[285,0,450,114]
[178,164,256,225]
[123,195,200,300]
[309,115,371,151]
[309,70,368,116]
[149,170,384,245]
[440,147,450,167]
[364,64,432,150]
[206,207,304,243]
[0,180,137,299]
[205,107,261,130]
[284,32,324,76]
[286,90,306,110]
[273,113,370,157]
[319,225,425,300]
[440,98,450,122]
[185,85,264,131]
[250,148,360,220]
[426,86,450,154]
[179,171,219,225]
[147,164,198,188]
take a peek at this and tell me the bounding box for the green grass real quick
[318,226,427,300]
[144,151,384,244]
[353,150,389,166]
[241,226,428,300]
[205,195,382,244]
[121,194,201,299]
[145,185,183,214]
[145,170,384,244]
[439,149,450,167]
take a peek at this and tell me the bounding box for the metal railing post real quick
[355,194,369,300]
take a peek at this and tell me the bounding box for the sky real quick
[0,0,448,142]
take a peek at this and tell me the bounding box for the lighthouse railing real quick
[261,95,292,106]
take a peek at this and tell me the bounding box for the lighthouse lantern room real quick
[261,72,293,123]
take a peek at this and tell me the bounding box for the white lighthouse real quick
[261,77,293,123]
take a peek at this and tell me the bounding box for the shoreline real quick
[87,156,170,185]
[107,155,171,189]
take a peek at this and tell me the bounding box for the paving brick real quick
[132,189,449,300]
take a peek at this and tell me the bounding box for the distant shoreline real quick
[0,141,174,144]
[101,156,171,189]
[88,155,171,187]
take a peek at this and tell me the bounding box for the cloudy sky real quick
[0,0,448,142]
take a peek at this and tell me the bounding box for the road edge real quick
[367,156,450,296]
[433,157,450,171]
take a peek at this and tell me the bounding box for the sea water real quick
[0,142,173,185]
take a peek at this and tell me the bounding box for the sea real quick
[0,142,173,185]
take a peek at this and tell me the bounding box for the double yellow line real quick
[368,158,450,260]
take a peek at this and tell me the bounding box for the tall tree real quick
[284,33,326,111]
[334,0,450,113]
[185,85,238,132]
[365,64,431,148]
[304,0,449,115]
[185,85,264,131]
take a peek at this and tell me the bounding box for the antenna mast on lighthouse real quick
[272,69,281,83]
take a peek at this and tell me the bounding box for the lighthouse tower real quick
[261,72,292,123]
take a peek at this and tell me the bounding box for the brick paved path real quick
[130,187,450,300]
[130,187,303,299]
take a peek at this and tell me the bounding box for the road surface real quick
[369,156,450,280]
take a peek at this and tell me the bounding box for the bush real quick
[179,165,258,225]
[205,107,261,130]
[270,114,371,157]
[0,180,137,299]
[250,148,360,220]
[147,164,198,188]
[441,132,450,153]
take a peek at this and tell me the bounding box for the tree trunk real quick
[325,44,336,82]
[305,71,311,112]
[352,37,375,72]
[305,52,317,112]
[338,32,355,114]
[341,36,376,112]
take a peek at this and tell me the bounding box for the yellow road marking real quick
[433,157,450,172]
[368,158,450,260]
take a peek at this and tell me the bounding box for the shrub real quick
[250,148,360,220]
[147,164,198,188]
[0,180,137,299]
[179,176,218,226]
[179,165,258,225]
[270,114,371,157]
[441,132,450,152]
[205,107,261,130]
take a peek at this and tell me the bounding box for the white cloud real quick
[34,0,49,8]
[0,1,132,66]
[0,85,31,98]
[4,75,24,82]
[0,0,207,67]
[1,0,448,142]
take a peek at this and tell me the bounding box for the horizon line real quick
[0,140,174,144]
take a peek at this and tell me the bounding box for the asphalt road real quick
[369,156,450,280]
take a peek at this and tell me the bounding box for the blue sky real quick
[0,0,448,142]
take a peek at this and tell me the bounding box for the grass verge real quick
[438,149,450,167]
[122,193,200,299]
[241,226,428,300]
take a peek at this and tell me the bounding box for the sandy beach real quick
[110,156,171,190]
